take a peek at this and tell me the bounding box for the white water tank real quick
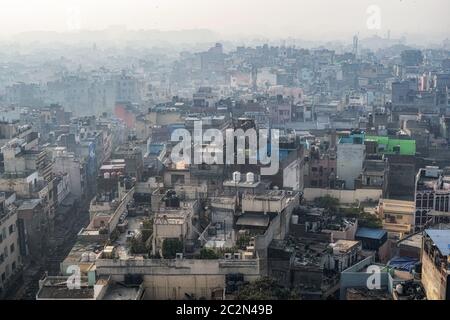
[395,284,404,295]
[104,172,110,179]
[89,252,97,262]
[233,171,241,182]
[291,215,299,224]
[81,252,89,262]
[246,172,255,184]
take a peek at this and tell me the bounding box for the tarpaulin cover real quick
[387,256,419,272]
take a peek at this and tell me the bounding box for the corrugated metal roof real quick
[425,229,450,256]
[356,227,387,240]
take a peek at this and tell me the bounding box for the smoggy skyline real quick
[0,0,449,42]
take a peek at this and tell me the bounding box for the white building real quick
[52,148,85,199]
[337,131,366,190]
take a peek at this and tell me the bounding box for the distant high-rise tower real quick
[352,35,359,57]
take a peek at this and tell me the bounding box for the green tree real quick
[340,207,382,228]
[141,218,153,242]
[129,237,147,254]
[314,195,339,212]
[237,277,299,300]
[199,248,219,259]
[162,238,183,259]
[236,235,251,249]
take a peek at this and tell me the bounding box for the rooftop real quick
[102,283,143,300]
[425,229,450,256]
[356,227,387,240]
[365,135,415,155]
[346,288,392,300]
[17,198,41,211]
[36,276,96,300]
[330,240,360,253]
[378,199,415,215]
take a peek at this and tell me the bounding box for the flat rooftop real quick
[242,190,287,201]
[356,227,387,240]
[102,283,142,300]
[425,229,450,256]
[36,277,95,299]
[379,199,415,214]
[330,240,360,253]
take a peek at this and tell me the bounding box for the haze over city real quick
[0,0,449,308]
[0,0,449,44]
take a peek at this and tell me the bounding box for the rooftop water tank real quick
[81,252,89,262]
[89,252,97,262]
[246,172,255,184]
[233,171,241,183]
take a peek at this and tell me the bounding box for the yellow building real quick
[376,199,414,239]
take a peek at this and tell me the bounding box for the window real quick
[12,261,16,271]
[416,194,422,208]
[428,194,434,208]
[9,224,14,235]
[10,243,14,254]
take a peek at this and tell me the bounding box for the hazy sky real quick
[0,0,449,40]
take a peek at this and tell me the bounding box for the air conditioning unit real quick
[233,253,241,260]
[224,253,232,260]
[176,253,183,260]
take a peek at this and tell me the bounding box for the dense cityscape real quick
[0,1,449,305]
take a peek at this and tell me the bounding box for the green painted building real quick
[365,135,416,155]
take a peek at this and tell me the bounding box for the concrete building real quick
[337,130,366,189]
[376,199,415,239]
[16,198,50,262]
[193,87,218,108]
[421,229,450,300]
[0,192,22,299]
[339,255,421,300]
[304,143,337,189]
[36,275,145,300]
[152,200,198,257]
[115,73,143,104]
[324,240,361,272]
[112,144,144,181]
[356,158,388,194]
[52,148,86,199]
[414,167,450,230]
[355,228,390,263]
[384,155,416,200]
